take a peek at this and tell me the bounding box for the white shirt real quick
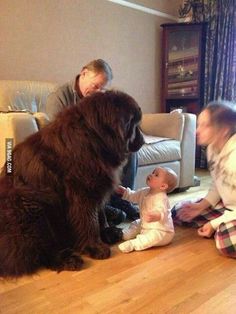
[205,133,236,229]
[123,187,174,233]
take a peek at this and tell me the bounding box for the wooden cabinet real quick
[161,22,207,114]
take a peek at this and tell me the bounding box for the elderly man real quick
[45,59,113,120]
[45,59,139,230]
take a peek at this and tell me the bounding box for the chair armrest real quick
[179,113,197,188]
[33,112,50,129]
[140,113,185,141]
[0,112,39,171]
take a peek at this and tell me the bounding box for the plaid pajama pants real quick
[172,199,236,258]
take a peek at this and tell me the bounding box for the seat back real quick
[0,80,58,113]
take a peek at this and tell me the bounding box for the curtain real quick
[199,0,236,168]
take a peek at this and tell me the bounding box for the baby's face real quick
[146,167,167,190]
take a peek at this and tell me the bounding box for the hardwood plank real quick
[1,170,235,314]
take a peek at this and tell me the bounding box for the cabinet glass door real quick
[167,30,200,98]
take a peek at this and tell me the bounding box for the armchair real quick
[0,80,57,171]
[136,112,196,191]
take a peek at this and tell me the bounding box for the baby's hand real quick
[144,212,161,222]
[115,185,126,196]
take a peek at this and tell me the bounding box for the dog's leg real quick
[81,211,111,259]
[83,241,111,259]
[72,208,111,259]
[99,207,123,244]
[48,249,84,272]
[64,185,111,259]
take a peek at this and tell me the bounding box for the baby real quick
[116,166,178,253]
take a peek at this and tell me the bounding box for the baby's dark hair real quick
[205,101,236,136]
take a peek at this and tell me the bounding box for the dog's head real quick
[78,90,144,154]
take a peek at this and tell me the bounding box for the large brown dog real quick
[0,90,144,278]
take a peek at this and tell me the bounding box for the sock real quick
[118,240,134,253]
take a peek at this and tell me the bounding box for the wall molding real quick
[107,0,178,21]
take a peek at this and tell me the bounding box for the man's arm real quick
[45,91,66,121]
[45,82,76,121]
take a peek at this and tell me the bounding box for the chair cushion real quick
[33,112,50,129]
[138,139,181,166]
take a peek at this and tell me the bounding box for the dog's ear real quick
[121,105,144,153]
[78,90,144,153]
[128,125,144,152]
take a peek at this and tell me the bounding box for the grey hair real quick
[82,59,113,82]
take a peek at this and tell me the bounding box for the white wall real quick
[0,0,181,112]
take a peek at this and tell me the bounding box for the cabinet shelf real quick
[161,22,207,168]
[161,22,207,115]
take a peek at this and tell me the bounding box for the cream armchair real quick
[0,80,57,171]
[136,112,196,191]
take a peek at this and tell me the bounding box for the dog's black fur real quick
[0,90,144,278]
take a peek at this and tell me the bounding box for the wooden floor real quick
[1,170,236,314]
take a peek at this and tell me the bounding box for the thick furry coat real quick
[0,90,144,278]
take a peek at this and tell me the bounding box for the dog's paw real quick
[100,226,123,244]
[84,242,111,259]
[50,249,84,272]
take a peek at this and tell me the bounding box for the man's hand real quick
[198,222,215,238]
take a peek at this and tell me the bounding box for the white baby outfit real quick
[118,187,175,252]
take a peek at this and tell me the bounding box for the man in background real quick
[45,59,139,228]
